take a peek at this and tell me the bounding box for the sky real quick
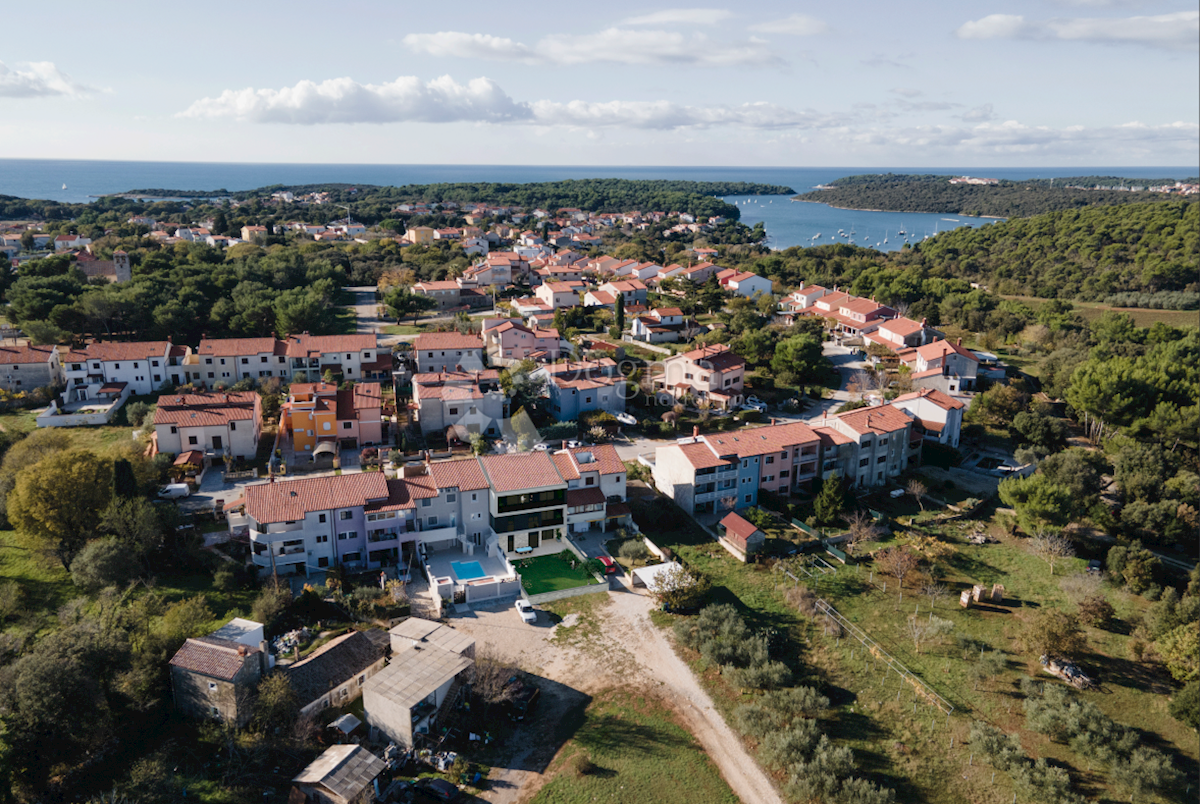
[0,0,1197,167]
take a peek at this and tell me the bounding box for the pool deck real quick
[426,549,512,585]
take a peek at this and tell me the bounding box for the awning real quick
[97,382,127,395]
[174,450,204,466]
[313,441,338,457]
[605,502,631,518]
[222,496,246,512]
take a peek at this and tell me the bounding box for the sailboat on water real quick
[62,183,67,190]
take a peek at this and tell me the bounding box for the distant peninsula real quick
[111,179,796,223]
[796,173,1198,218]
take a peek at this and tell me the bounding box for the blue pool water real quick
[451,560,487,581]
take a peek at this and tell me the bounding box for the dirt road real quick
[446,582,783,804]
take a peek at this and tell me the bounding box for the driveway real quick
[345,285,382,335]
[444,583,784,804]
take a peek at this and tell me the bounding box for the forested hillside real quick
[916,200,1198,303]
[796,173,1195,218]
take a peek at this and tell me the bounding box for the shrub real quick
[125,401,152,428]
[213,566,240,592]
[1076,595,1115,628]
[569,753,595,777]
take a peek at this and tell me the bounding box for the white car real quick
[157,483,191,499]
[531,443,550,452]
[742,400,768,413]
[515,599,537,623]
[615,412,638,426]
[565,439,585,449]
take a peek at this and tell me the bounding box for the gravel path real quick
[445,580,783,804]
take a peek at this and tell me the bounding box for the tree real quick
[251,583,293,630]
[1028,530,1075,575]
[969,650,1007,690]
[998,473,1073,533]
[906,478,927,512]
[906,614,954,654]
[770,332,826,386]
[921,579,949,610]
[813,472,845,525]
[8,449,113,569]
[1021,608,1086,660]
[69,537,136,592]
[1107,541,1159,594]
[1156,622,1199,682]
[614,292,625,332]
[843,509,882,556]
[875,546,920,588]
[647,563,709,611]
[1168,678,1199,730]
[616,539,650,568]
[112,458,139,498]
[384,286,437,324]
[253,672,299,736]
[1076,596,1115,629]
[469,648,520,711]
[0,428,70,526]
[20,319,68,345]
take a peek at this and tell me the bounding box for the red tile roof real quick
[563,444,625,476]
[566,487,606,507]
[703,421,819,458]
[893,387,965,411]
[719,512,762,549]
[479,453,565,492]
[677,441,729,470]
[284,333,376,356]
[76,341,171,362]
[835,404,914,436]
[414,332,484,351]
[0,344,56,365]
[197,337,283,357]
[245,473,391,524]
[427,457,491,491]
[170,636,258,680]
[914,339,979,363]
[678,344,745,373]
[154,392,258,427]
[879,317,925,337]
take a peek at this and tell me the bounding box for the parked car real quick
[745,395,767,406]
[565,439,586,449]
[515,599,537,623]
[503,675,541,721]
[615,412,638,426]
[413,777,462,802]
[157,483,191,499]
[531,443,550,452]
[597,555,617,575]
[741,400,768,413]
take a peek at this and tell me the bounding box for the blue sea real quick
[1,160,1194,252]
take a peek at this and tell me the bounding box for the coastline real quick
[790,197,1003,219]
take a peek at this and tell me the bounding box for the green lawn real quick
[1001,295,1199,329]
[529,689,738,804]
[514,551,602,595]
[380,324,427,335]
[0,528,74,631]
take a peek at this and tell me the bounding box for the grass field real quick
[380,323,427,335]
[0,528,74,629]
[515,551,602,595]
[529,689,738,804]
[1001,295,1198,329]
[637,500,1196,804]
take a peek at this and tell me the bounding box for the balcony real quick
[495,490,566,515]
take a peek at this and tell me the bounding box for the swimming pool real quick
[451,560,488,581]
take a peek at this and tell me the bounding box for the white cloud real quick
[747,14,830,36]
[850,119,1198,157]
[178,75,533,125]
[961,103,997,123]
[0,60,95,98]
[622,8,733,26]
[956,11,1199,51]
[532,99,842,130]
[404,28,781,67]
[890,87,923,98]
[397,32,536,63]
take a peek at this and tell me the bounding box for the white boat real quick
[61,183,67,190]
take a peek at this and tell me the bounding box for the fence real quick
[823,541,850,564]
[526,580,610,605]
[814,598,955,716]
[790,518,820,537]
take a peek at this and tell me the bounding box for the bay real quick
[0,159,1194,251]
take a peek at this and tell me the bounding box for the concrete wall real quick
[526,579,608,605]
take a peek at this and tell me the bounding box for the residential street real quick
[444,577,785,804]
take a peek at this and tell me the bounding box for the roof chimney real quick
[956,337,962,346]
[692,425,700,439]
[921,317,926,326]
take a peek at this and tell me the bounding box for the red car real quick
[597,555,617,575]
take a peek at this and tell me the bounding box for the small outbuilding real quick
[291,744,385,804]
[717,512,766,562]
[630,560,677,589]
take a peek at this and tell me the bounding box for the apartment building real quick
[651,421,820,514]
[193,334,385,384]
[410,370,507,437]
[482,321,563,362]
[281,381,384,453]
[62,341,187,398]
[900,338,980,392]
[817,404,922,488]
[534,281,583,310]
[892,388,966,448]
[412,332,486,374]
[240,450,628,576]
[154,391,262,460]
[655,343,746,409]
[533,359,628,421]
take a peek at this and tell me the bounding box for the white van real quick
[158,484,191,499]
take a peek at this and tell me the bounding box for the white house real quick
[892,388,966,448]
[154,391,263,461]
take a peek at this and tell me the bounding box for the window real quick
[765,457,774,465]
[449,407,459,415]
[261,356,268,363]
[877,456,886,464]
[207,372,214,379]
[114,363,121,369]
[189,436,198,445]
[358,675,366,685]
[153,374,161,382]
[342,422,352,430]
[339,511,352,521]
[471,493,478,501]
[447,493,457,502]
[219,358,226,365]
[859,458,869,468]
[780,470,789,478]
[684,372,693,380]
[339,531,357,540]
[315,534,328,543]
[151,360,159,367]
[230,422,236,431]
[429,516,438,526]
[241,358,248,364]
[765,475,774,482]
[208,682,217,691]
[170,426,177,434]
[92,363,100,370]
[880,437,889,445]
[421,498,431,507]
[205,358,213,364]
[741,460,749,468]
[318,557,329,568]
[744,494,752,503]
[780,452,787,458]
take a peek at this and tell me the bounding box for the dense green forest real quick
[796,173,1197,218]
[121,179,795,222]
[711,201,1198,308]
